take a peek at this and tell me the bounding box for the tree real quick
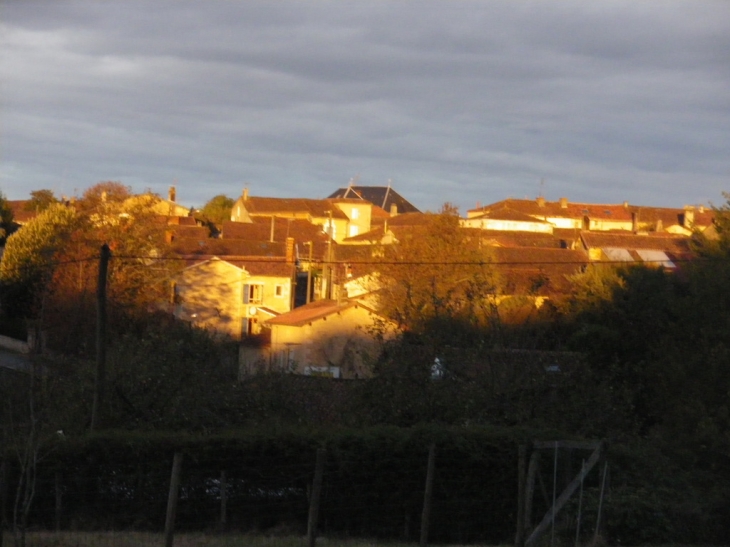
[77,181,132,215]
[198,194,234,227]
[374,206,500,333]
[0,203,80,318]
[24,189,59,213]
[0,190,15,245]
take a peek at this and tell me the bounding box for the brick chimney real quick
[536,196,545,207]
[390,204,398,217]
[559,197,568,209]
[243,187,249,201]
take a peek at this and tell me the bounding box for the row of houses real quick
[165,185,713,378]
[6,185,714,379]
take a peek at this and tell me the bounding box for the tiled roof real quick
[468,206,553,224]
[328,185,421,214]
[183,256,294,277]
[6,200,37,224]
[476,231,565,249]
[266,299,380,327]
[172,237,287,258]
[221,218,330,243]
[470,198,714,228]
[242,197,349,220]
[490,247,590,295]
[168,225,210,239]
[580,232,692,253]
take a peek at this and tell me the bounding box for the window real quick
[348,225,359,237]
[243,283,264,304]
[275,284,286,298]
[351,208,360,219]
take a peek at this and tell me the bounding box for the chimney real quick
[243,187,249,201]
[656,219,663,232]
[559,197,568,209]
[683,206,695,228]
[285,237,295,264]
[536,196,545,207]
[168,186,176,202]
[631,211,639,232]
[390,204,398,216]
[623,201,629,208]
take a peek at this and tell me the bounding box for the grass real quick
[1,531,511,547]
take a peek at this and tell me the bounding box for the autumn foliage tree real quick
[0,183,180,354]
[375,206,500,333]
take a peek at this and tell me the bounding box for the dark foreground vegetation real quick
[1,189,730,545]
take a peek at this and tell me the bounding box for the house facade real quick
[241,299,396,379]
[172,256,295,339]
[229,190,374,243]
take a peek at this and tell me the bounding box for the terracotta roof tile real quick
[243,197,349,220]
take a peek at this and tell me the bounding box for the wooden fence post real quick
[54,472,62,533]
[516,444,527,547]
[420,443,436,547]
[0,460,6,547]
[524,450,540,538]
[164,452,184,547]
[307,448,326,547]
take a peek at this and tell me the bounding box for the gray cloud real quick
[1,0,729,213]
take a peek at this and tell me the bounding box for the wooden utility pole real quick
[306,242,313,304]
[326,210,333,299]
[90,244,110,432]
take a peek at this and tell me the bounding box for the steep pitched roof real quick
[328,185,421,214]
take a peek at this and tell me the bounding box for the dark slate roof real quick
[328,185,421,214]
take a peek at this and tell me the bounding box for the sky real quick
[1,1,729,214]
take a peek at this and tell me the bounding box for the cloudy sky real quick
[2,1,729,213]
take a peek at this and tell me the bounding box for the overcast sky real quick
[1,1,729,213]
